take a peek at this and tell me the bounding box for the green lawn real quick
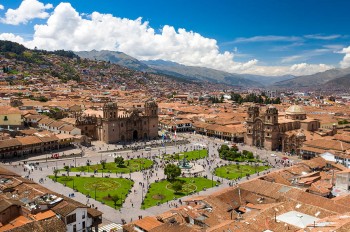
[65,158,153,174]
[48,176,133,209]
[162,149,208,161]
[214,164,269,180]
[141,177,218,209]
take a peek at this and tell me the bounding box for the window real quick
[121,123,124,127]
[3,116,8,121]
[82,221,86,228]
[134,121,136,126]
[66,213,76,224]
[73,224,76,232]
[144,121,146,125]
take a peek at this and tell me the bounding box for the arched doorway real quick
[144,133,148,140]
[133,130,138,140]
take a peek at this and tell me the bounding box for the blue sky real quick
[0,0,350,76]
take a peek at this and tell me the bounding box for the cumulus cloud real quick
[1,0,53,25]
[0,33,25,43]
[340,46,350,68]
[240,63,334,76]
[0,4,4,10]
[24,2,256,73]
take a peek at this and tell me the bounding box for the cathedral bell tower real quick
[145,100,158,117]
[103,102,118,120]
[247,105,260,123]
[265,105,278,125]
[264,105,279,151]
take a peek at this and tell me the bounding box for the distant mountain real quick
[239,74,295,86]
[142,59,264,87]
[75,50,152,71]
[273,67,350,88]
[322,73,350,89]
[75,50,293,87]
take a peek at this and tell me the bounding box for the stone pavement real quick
[2,133,298,226]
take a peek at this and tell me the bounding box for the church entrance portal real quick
[133,130,138,140]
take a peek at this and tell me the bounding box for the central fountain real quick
[177,156,192,169]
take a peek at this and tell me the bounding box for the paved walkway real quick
[2,133,298,225]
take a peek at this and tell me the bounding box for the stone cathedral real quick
[97,100,159,143]
[245,105,320,155]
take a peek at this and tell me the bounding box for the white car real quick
[270,154,277,157]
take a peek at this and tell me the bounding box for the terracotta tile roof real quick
[0,138,21,149]
[0,198,22,212]
[19,128,39,135]
[59,124,76,132]
[303,139,350,151]
[47,121,66,128]
[16,136,42,145]
[335,134,350,143]
[29,210,56,221]
[2,216,66,232]
[133,216,163,231]
[0,106,21,115]
[87,207,103,217]
[38,118,54,125]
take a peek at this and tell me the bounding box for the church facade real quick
[97,101,159,143]
[245,105,320,155]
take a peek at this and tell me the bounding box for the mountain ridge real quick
[75,50,294,87]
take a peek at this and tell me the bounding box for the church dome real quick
[286,105,305,115]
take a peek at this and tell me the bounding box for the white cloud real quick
[0,4,4,10]
[0,33,25,43]
[1,0,53,25]
[241,63,334,76]
[0,2,336,76]
[25,2,256,73]
[340,46,350,68]
[231,35,302,43]
[289,63,334,75]
[281,55,305,64]
[304,34,342,40]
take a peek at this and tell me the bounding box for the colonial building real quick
[97,100,159,143]
[246,105,320,155]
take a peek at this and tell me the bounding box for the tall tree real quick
[164,164,181,181]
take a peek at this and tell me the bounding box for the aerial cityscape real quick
[1,0,350,231]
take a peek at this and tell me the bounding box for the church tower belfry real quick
[247,105,260,122]
[145,101,158,117]
[103,102,118,120]
[265,105,278,125]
